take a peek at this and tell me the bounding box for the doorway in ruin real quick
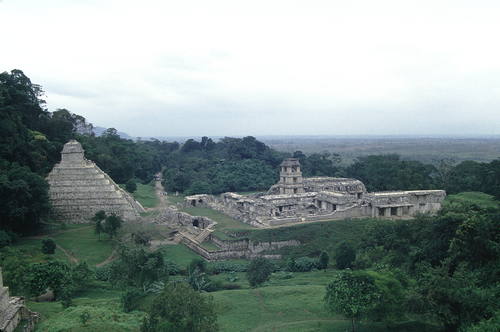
[192,219,199,227]
[391,207,398,216]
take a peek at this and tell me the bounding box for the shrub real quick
[289,257,318,272]
[121,288,144,312]
[41,238,56,254]
[188,258,207,273]
[246,257,274,287]
[336,241,356,269]
[165,259,181,275]
[0,230,17,248]
[95,266,112,281]
[209,261,248,274]
[318,251,329,270]
[125,179,137,193]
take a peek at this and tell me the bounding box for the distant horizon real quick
[2,1,499,137]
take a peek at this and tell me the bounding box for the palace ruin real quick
[47,140,145,223]
[185,158,446,227]
[0,268,37,332]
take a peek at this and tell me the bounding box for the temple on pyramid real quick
[47,140,145,223]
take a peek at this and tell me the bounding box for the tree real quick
[336,242,356,269]
[125,178,137,193]
[324,270,380,332]
[92,210,106,240]
[246,257,274,287]
[103,214,123,238]
[318,251,329,270]
[0,163,50,234]
[141,282,218,332]
[24,261,74,299]
[109,245,166,290]
[41,238,56,254]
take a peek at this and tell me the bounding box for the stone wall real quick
[179,234,300,261]
[0,268,38,332]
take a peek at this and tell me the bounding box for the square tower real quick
[278,158,305,194]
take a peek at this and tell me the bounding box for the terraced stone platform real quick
[47,140,145,223]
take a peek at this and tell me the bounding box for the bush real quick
[288,257,318,272]
[0,230,17,248]
[95,266,112,281]
[121,288,144,312]
[188,258,207,273]
[246,257,274,287]
[141,282,218,332]
[41,238,56,254]
[165,259,181,275]
[318,251,329,270]
[125,179,137,193]
[336,241,356,269]
[209,261,248,274]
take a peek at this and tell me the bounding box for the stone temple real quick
[46,140,144,223]
[185,158,446,227]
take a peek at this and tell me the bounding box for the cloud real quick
[1,0,499,136]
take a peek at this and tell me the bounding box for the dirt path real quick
[144,171,171,213]
[56,244,79,264]
[95,249,118,267]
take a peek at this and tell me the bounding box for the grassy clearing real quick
[166,195,185,205]
[224,218,376,259]
[30,281,144,332]
[445,191,499,209]
[180,206,253,234]
[131,182,159,208]
[14,225,114,266]
[50,226,114,266]
[211,270,438,332]
[15,238,69,264]
[159,244,200,267]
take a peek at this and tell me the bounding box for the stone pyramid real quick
[47,140,145,223]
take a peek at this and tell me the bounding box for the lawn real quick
[159,244,201,267]
[29,281,144,332]
[14,224,114,267]
[130,182,159,208]
[180,206,254,237]
[166,195,185,205]
[210,270,438,332]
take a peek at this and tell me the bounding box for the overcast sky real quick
[1,0,500,137]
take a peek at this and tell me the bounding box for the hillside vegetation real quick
[1,70,499,332]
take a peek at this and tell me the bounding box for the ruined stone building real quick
[46,140,145,223]
[185,158,446,227]
[0,268,37,332]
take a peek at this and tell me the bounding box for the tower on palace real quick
[278,158,305,195]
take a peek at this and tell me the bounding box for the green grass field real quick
[180,206,254,239]
[159,244,201,267]
[210,270,437,332]
[14,224,114,266]
[130,182,159,208]
[166,195,185,205]
[29,281,145,332]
